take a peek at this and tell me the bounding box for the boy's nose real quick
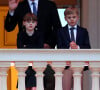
[71,18,74,20]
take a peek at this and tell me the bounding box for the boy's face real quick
[23,20,37,31]
[65,13,79,26]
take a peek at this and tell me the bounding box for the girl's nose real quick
[29,23,33,25]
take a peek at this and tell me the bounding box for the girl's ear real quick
[22,25,26,31]
[22,21,26,31]
[23,21,26,26]
[34,21,37,26]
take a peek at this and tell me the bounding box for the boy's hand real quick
[9,0,19,11]
[70,41,78,49]
[44,43,51,49]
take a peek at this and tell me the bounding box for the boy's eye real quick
[73,16,76,19]
[67,17,71,19]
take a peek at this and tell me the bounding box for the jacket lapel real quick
[63,25,70,42]
[76,26,81,43]
[25,0,33,13]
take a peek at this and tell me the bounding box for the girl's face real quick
[23,20,37,31]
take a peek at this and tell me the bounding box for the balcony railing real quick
[0,49,100,90]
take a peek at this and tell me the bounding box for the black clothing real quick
[17,29,43,88]
[17,30,43,48]
[43,64,55,90]
[57,25,91,49]
[25,66,36,88]
[5,0,61,48]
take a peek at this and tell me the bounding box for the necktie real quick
[70,27,75,42]
[32,2,37,15]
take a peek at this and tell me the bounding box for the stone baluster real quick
[15,62,28,90]
[33,61,47,90]
[71,62,85,90]
[89,62,100,90]
[0,62,10,90]
[52,61,66,90]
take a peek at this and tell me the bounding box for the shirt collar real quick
[68,25,77,30]
[26,30,34,36]
[28,0,39,6]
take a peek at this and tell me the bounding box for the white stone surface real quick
[0,62,10,90]
[0,50,99,90]
[15,62,28,90]
[52,62,66,90]
[0,49,100,61]
[33,61,47,90]
[72,67,83,90]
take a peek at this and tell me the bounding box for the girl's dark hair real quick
[23,13,37,21]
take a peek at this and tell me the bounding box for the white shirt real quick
[26,30,34,36]
[28,0,39,13]
[68,25,77,42]
[68,25,80,49]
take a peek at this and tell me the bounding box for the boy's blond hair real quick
[64,7,79,17]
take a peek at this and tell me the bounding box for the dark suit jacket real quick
[5,0,61,48]
[57,25,91,49]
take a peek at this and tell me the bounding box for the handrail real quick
[0,49,99,61]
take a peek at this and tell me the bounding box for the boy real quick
[17,13,43,48]
[57,7,91,49]
[57,7,91,90]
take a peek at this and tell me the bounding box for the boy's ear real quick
[64,16,67,22]
[78,15,79,19]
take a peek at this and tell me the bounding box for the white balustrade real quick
[0,49,99,90]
